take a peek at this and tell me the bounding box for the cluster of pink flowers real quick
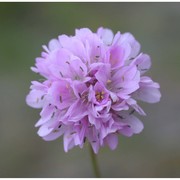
[26,27,161,153]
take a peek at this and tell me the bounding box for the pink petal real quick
[131,53,151,74]
[48,39,62,51]
[64,100,88,122]
[133,86,161,103]
[105,133,118,150]
[63,131,75,152]
[109,43,131,69]
[43,128,65,141]
[97,27,114,45]
[118,114,144,136]
[119,32,141,58]
[26,90,45,109]
[126,115,144,134]
[95,63,111,85]
[126,98,146,116]
[37,122,54,137]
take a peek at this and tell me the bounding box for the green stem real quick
[89,145,101,178]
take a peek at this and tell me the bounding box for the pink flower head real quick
[26,27,161,153]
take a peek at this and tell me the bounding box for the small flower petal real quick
[105,133,118,150]
[97,27,114,45]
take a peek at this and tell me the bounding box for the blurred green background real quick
[0,2,180,177]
